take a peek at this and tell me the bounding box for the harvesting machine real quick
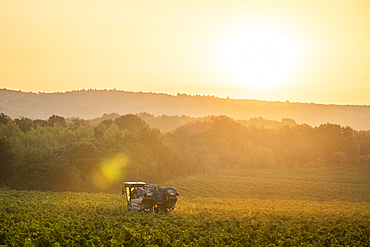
[122,182,179,213]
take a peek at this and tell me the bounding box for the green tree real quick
[54,142,100,192]
[316,123,359,159]
[68,118,90,131]
[355,131,370,155]
[0,120,22,139]
[114,114,149,132]
[0,113,12,124]
[47,115,66,127]
[33,119,47,128]
[0,137,14,185]
[10,146,44,190]
[15,117,33,132]
[101,119,113,128]
[93,122,107,140]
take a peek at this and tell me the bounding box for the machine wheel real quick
[165,203,175,212]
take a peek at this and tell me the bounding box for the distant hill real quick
[1,88,370,130]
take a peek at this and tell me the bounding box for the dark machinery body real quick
[123,182,179,213]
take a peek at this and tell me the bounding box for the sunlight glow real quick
[92,153,128,190]
[221,27,299,88]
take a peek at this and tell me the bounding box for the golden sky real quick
[1,0,370,105]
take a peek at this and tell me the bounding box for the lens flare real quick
[92,153,128,190]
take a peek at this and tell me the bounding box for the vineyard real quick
[170,165,370,202]
[1,166,370,246]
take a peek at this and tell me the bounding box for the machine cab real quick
[122,182,146,204]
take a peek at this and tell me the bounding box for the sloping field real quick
[1,188,370,246]
[169,165,370,203]
[1,166,370,246]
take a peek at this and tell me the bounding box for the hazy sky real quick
[1,0,370,105]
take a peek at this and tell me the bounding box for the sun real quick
[221,27,298,88]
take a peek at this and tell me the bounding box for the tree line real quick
[1,112,370,193]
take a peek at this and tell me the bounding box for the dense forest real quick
[86,112,298,133]
[1,112,370,193]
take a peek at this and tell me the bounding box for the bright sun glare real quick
[221,27,298,88]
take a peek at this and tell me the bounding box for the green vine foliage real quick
[0,188,369,246]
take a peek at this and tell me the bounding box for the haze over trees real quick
[1,112,369,193]
[1,89,370,130]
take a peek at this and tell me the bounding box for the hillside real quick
[169,165,370,203]
[1,89,370,130]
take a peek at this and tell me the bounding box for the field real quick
[1,166,370,246]
[171,165,370,202]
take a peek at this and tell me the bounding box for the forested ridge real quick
[2,88,370,130]
[1,112,370,193]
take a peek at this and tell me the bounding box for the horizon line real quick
[1,88,369,107]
